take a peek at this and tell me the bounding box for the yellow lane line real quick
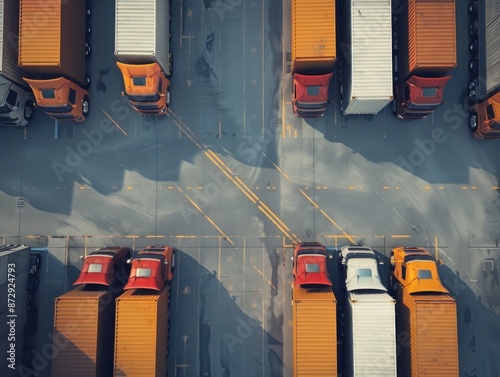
[176,186,234,245]
[169,110,298,243]
[102,109,128,136]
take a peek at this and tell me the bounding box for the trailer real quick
[115,0,172,115]
[114,286,170,377]
[341,0,393,115]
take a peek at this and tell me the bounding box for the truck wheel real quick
[86,6,91,20]
[171,250,175,272]
[167,52,173,78]
[24,101,34,121]
[86,24,91,37]
[469,111,478,133]
[391,99,397,114]
[84,74,91,89]
[85,43,92,59]
[468,1,478,16]
[469,40,478,55]
[82,95,90,117]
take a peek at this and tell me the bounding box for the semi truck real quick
[393,0,457,119]
[0,245,30,376]
[290,0,336,117]
[291,242,332,287]
[341,0,393,115]
[0,0,35,126]
[52,286,118,377]
[124,245,175,291]
[73,246,131,287]
[340,245,397,376]
[292,284,337,376]
[114,286,170,377]
[18,0,91,123]
[390,247,459,377]
[115,0,172,115]
[468,0,500,139]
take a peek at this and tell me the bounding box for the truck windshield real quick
[88,264,103,273]
[298,249,327,257]
[136,268,152,277]
[37,104,72,113]
[407,102,441,111]
[128,93,160,102]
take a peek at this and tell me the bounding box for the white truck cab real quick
[0,76,35,127]
[340,245,386,292]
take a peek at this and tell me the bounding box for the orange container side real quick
[52,286,117,377]
[408,0,456,74]
[396,286,459,377]
[292,284,337,376]
[114,287,169,377]
[291,0,336,74]
[18,0,86,85]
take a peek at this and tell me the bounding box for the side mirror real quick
[79,255,84,260]
[290,256,294,261]
[121,91,125,97]
[379,260,384,265]
[341,258,346,265]
[328,254,333,259]
[438,259,443,265]
[126,258,132,264]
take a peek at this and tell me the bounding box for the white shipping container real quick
[345,291,397,377]
[115,0,171,75]
[342,0,393,114]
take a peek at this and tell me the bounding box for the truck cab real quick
[394,75,451,119]
[23,77,89,122]
[470,92,500,139]
[292,73,332,117]
[116,62,170,115]
[124,245,175,291]
[0,77,35,127]
[390,247,448,294]
[340,245,386,292]
[291,241,332,287]
[73,247,131,287]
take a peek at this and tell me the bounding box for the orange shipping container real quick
[52,286,117,377]
[396,285,459,377]
[398,0,456,78]
[292,284,337,376]
[291,0,336,74]
[18,0,87,85]
[114,287,169,377]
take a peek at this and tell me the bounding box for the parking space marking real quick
[102,109,127,136]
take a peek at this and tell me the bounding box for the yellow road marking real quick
[102,109,128,136]
[391,235,410,238]
[251,263,276,289]
[176,186,234,245]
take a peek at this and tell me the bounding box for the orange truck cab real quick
[470,92,500,139]
[23,77,89,123]
[116,62,170,115]
[124,246,175,291]
[390,246,448,294]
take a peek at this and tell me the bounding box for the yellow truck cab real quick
[390,246,449,293]
[23,77,89,123]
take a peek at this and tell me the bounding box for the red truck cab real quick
[394,76,451,119]
[291,241,332,287]
[23,77,90,122]
[73,247,131,287]
[292,73,332,117]
[470,92,500,139]
[124,246,175,291]
[116,62,170,115]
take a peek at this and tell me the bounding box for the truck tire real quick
[82,95,90,117]
[469,111,478,133]
[84,74,91,89]
[85,42,92,59]
[86,6,91,20]
[24,101,34,121]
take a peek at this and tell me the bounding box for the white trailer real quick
[114,0,172,76]
[340,245,397,376]
[341,0,393,114]
[345,291,397,377]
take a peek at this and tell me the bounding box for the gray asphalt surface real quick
[0,0,499,376]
